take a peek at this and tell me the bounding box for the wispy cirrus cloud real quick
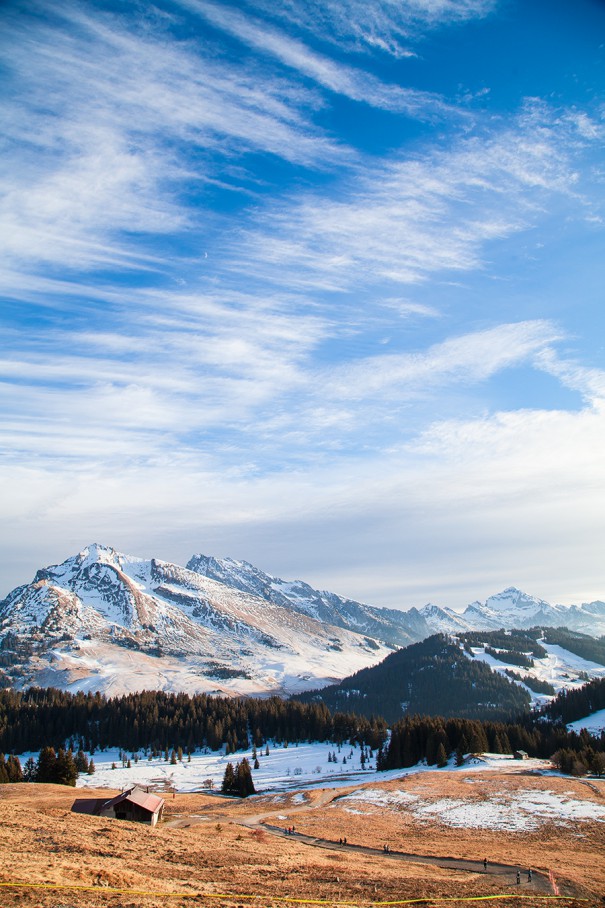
[2,0,605,609]
[231,102,601,292]
[242,0,497,56]
[181,0,455,117]
[321,321,564,401]
[0,0,346,277]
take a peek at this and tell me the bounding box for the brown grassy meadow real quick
[0,770,603,908]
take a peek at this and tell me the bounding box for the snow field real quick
[74,740,378,794]
[567,708,605,735]
[338,786,605,831]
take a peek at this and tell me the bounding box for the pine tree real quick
[55,749,78,786]
[6,755,23,782]
[236,758,256,797]
[36,747,57,783]
[221,762,236,794]
[75,750,89,774]
[436,743,448,768]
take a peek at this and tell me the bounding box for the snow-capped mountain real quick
[417,603,472,634]
[0,544,398,698]
[1,545,604,700]
[453,587,605,635]
[187,553,430,647]
[186,557,605,638]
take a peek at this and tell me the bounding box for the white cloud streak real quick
[0,0,346,274]
[242,0,497,56]
[181,0,455,117]
[233,103,596,292]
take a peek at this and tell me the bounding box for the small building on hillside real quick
[513,750,529,760]
[72,786,164,826]
[100,787,164,825]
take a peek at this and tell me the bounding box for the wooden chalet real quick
[72,786,164,826]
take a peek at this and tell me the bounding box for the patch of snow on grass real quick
[338,788,418,810]
[340,787,605,830]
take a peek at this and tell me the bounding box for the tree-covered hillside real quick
[296,634,531,723]
[459,626,605,667]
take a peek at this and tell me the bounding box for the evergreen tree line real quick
[503,669,555,695]
[484,646,534,669]
[0,746,94,786]
[460,629,548,659]
[540,676,605,725]
[378,712,605,772]
[0,687,387,756]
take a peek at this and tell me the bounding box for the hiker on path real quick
[527,869,532,883]
[516,870,521,885]
[483,858,487,872]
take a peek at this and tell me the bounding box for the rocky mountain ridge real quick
[1,544,604,698]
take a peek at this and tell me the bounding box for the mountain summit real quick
[0,544,399,697]
[1,544,604,698]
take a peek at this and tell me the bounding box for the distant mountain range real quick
[187,553,605,638]
[1,543,604,699]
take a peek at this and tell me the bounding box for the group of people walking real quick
[484,859,532,884]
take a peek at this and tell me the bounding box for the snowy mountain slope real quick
[467,642,605,707]
[417,603,471,634]
[0,545,394,698]
[2,544,605,701]
[187,554,430,647]
[458,588,567,631]
[187,557,605,639]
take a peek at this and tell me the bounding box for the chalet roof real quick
[71,797,108,815]
[102,786,164,814]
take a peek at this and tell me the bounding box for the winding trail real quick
[166,788,585,900]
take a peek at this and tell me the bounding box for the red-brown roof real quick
[102,786,164,814]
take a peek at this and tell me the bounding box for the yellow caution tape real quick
[0,881,590,905]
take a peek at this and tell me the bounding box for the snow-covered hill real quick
[0,544,395,698]
[466,642,605,707]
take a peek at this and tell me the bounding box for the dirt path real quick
[166,788,581,899]
[260,823,554,894]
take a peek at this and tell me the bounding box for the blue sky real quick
[1,0,604,610]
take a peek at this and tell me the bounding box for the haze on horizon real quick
[1,0,604,612]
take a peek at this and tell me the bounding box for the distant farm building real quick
[513,750,529,760]
[72,786,164,826]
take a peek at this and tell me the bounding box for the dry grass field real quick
[0,771,603,908]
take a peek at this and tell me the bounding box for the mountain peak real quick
[76,543,124,569]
